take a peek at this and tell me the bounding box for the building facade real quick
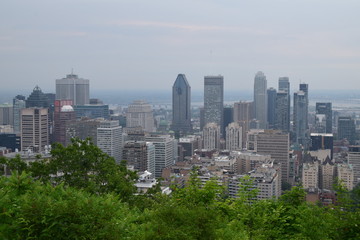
[204,75,224,135]
[203,122,221,150]
[97,120,123,163]
[126,100,154,133]
[253,71,267,129]
[56,73,90,105]
[225,122,242,151]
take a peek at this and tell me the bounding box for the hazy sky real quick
[1,0,360,92]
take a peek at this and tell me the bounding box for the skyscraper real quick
[204,75,224,135]
[233,101,254,148]
[26,86,50,108]
[53,101,76,146]
[171,74,192,134]
[21,108,49,152]
[223,106,234,138]
[293,84,309,149]
[97,120,123,163]
[276,77,290,132]
[316,102,332,134]
[56,73,90,105]
[253,71,267,129]
[267,88,277,129]
[13,95,26,133]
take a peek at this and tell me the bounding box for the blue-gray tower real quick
[171,74,192,134]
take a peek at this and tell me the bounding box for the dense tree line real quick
[1,138,359,239]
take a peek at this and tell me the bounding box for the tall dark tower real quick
[26,86,50,108]
[171,74,192,134]
[277,77,290,132]
[267,88,277,129]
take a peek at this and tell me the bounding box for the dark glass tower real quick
[26,86,50,108]
[171,74,192,134]
[277,77,290,132]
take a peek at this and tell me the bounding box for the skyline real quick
[1,1,360,91]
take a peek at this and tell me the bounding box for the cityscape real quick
[1,0,360,239]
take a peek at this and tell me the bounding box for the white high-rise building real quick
[337,163,354,191]
[253,71,267,129]
[126,100,155,133]
[97,120,123,163]
[21,108,49,152]
[145,134,177,178]
[13,95,26,133]
[226,122,242,151]
[302,162,319,191]
[203,122,220,150]
[348,146,360,185]
[56,73,89,106]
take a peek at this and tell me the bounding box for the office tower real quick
[199,107,205,131]
[338,116,356,144]
[253,71,267,129]
[123,127,147,141]
[247,129,290,183]
[73,104,110,119]
[277,77,291,132]
[65,118,102,145]
[53,101,76,146]
[226,122,242,151]
[204,75,224,134]
[302,161,319,191]
[13,95,26,133]
[293,84,309,148]
[223,106,234,138]
[145,134,177,178]
[171,74,192,134]
[25,86,50,108]
[0,104,13,125]
[233,101,254,148]
[310,133,334,159]
[202,123,221,150]
[267,88,277,129]
[337,164,354,190]
[122,141,155,174]
[97,120,123,163]
[299,83,309,127]
[126,100,154,133]
[348,146,360,185]
[21,108,49,152]
[56,73,89,105]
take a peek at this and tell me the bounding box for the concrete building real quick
[348,145,360,185]
[337,163,354,191]
[253,71,267,129]
[56,73,90,105]
[203,122,221,150]
[145,134,177,178]
[225,122,242,151]
[302,161,319,191]
[126,100,154,133]
[53,100,75,146]
[316,102,332,134]
[204,75,224,135]
[13,95,26,133]
[122,141,155,174]
[233,101,254,148]
[247,129,290,183]
[20,108,49,152]
[232,151,271,175]
[171,74,192,134]
[178,135,201,160]
[228,162,281,200]
[320,157,335,190]
[97,120,123,163]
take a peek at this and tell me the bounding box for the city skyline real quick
[1,1,360,91]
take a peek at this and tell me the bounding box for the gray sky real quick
[1,0,360,92]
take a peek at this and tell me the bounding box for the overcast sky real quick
[1,0,360,92]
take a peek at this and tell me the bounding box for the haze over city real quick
[1,0,360,92]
